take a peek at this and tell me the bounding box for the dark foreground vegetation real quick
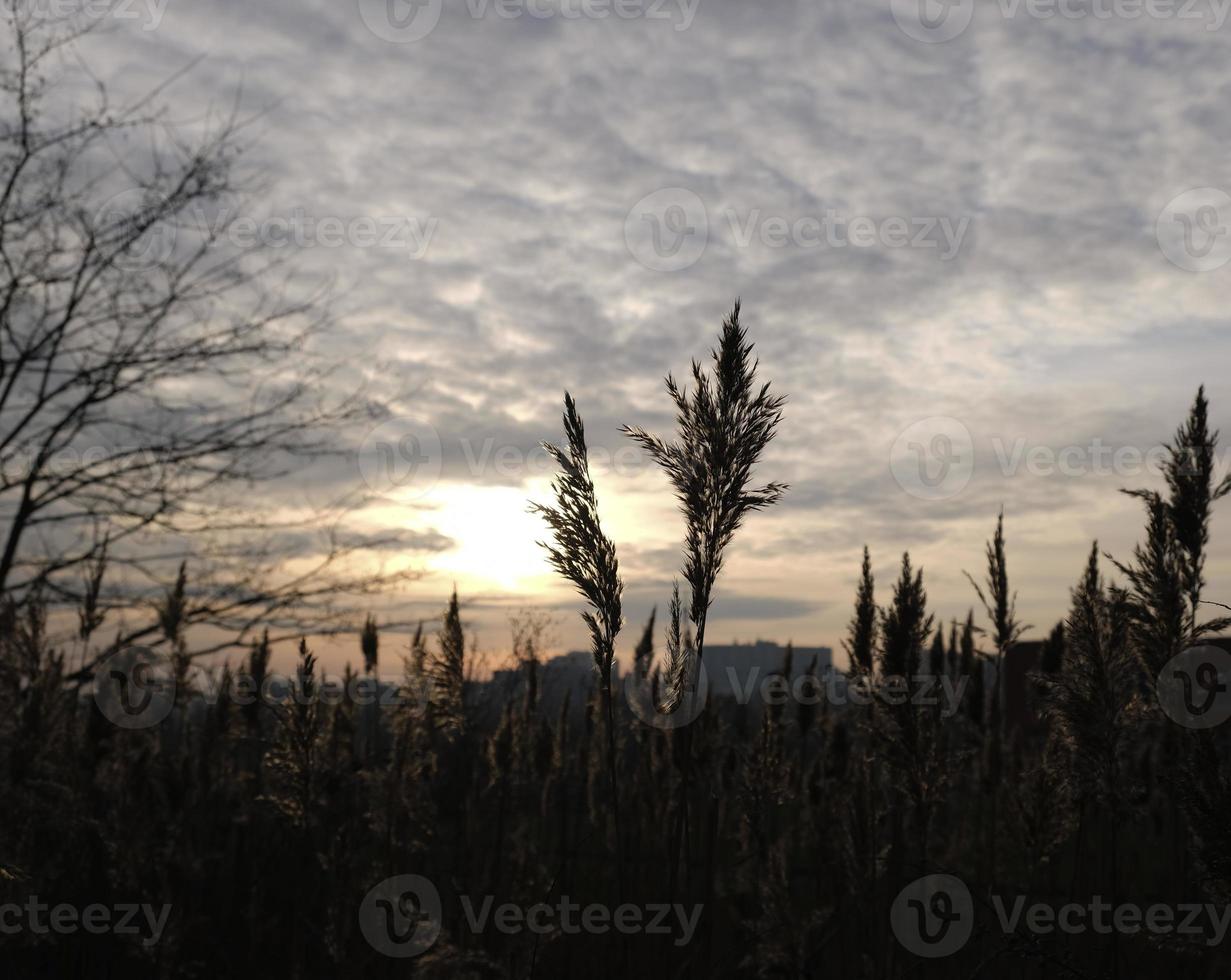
[3,308,1231,980]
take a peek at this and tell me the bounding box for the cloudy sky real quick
[72,0,1231,669]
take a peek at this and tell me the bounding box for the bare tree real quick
[0,4,411,671]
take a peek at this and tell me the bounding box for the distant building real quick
[540,649,611,716]
[487,649,613,723]
[700,640,833,700]
[484,641,834,721]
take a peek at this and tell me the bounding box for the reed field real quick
[3,304,1231,979]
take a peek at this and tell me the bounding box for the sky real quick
[63,0,1231,672]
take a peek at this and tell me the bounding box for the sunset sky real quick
[77,0,1231,670]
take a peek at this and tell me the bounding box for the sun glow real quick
[423,481,556,593]
[371,465,676,607]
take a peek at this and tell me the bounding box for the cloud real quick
[64,0,1231,662]
[703,593,827,622]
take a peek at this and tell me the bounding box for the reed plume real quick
[622,300,786,665]
[429,588,467,733]
[662,583,693,713]
[966,511,1029,731]
[532,391,627,926]
[1040,543,1138,808]
[844,545,877,678]
[1159,386,1231,623]
[532,393,623,687]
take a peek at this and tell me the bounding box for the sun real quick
[424,481,555,593]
